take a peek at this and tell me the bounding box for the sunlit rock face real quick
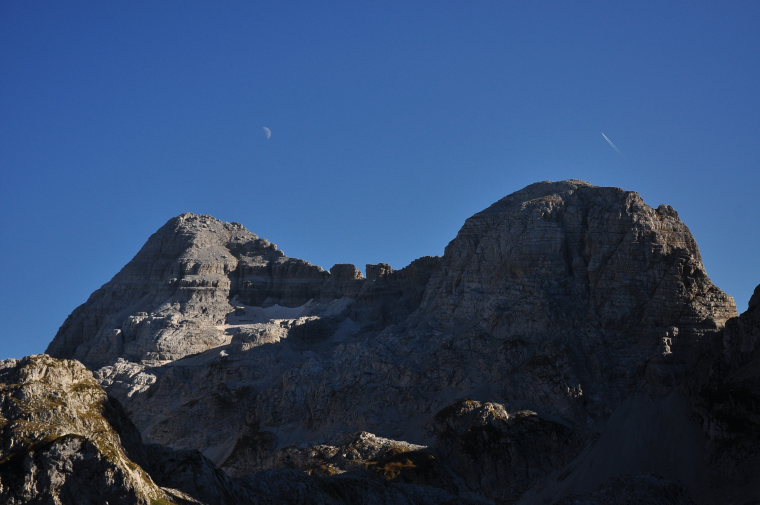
[47,212,436,369]
[46,213,319,367]
[43,180,750,504]
[0,355,173,505]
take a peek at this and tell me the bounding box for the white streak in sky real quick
[601,132,621,154]
[262,126,272,140]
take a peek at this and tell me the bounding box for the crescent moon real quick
[262,126,272,140]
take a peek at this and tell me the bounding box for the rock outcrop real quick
[40,180,752,504]
[0,354,175,505]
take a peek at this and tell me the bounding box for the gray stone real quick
[0,355,173,505]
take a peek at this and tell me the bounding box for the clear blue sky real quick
[1,1,759,360]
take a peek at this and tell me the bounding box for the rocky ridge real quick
[32,179,758,504]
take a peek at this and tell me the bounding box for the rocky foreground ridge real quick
[3,179,757,504]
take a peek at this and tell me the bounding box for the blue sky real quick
[1,1,759,360]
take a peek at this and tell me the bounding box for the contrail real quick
[601,132,622,154]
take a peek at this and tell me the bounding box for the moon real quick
[262,126,272,140]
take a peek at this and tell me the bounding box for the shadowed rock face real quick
[687,285,760,503]
[432,400,582,504]
[42,180,749,504]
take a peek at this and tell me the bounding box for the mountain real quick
[23,179,756,504]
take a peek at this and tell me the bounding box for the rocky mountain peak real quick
[423,179,734,342]
[47,208,434,369]
[39,180,748,504]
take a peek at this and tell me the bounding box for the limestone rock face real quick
[0,355,174,505]
[47,213,436,370]
[42,180,744,504]
[421,180,736,337]
[47,214,261,367]
[399,180,736,425]
[419,181,735,385]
